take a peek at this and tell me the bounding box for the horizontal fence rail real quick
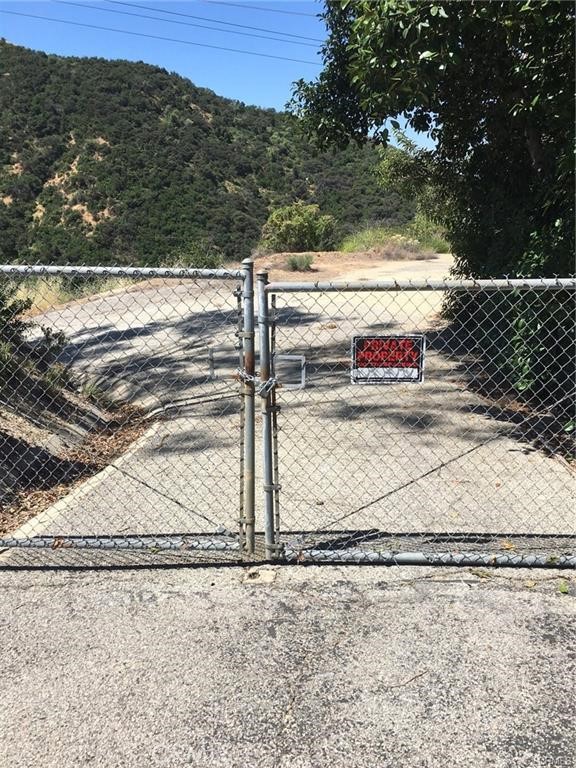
[0,535,241,552]
[0,264,244,280]
[282,548,576,569]
[266,277,576,293]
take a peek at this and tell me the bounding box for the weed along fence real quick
[0,263,575,568]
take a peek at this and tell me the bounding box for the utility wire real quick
[53,0,318,48]
[0,10,319,65]
[103,0,322,42]
[205,1,318,18]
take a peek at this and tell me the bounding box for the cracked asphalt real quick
[1,565,575,767]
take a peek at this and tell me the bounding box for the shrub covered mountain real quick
[0,40,412,265]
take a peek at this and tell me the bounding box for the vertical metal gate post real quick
[257,270,277,559]
[270,294,281,544]
[236,284,246,553]
[241,258,256,554]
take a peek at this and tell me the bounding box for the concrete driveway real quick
[0,564,574,768]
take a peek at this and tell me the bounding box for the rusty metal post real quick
[241,258,255,554]
[235,284,245,554]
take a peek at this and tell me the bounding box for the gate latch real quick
[257,377,277,397]
[236,368,277,397]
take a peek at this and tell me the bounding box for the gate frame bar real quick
[257,270,277,559]
[265,277,576,293]
[240,259,256,554]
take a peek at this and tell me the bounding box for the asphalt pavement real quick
[1,564,575,768]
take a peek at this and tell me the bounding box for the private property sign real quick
[351,335,426,384]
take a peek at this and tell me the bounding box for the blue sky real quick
[1,1,325,107]
[1,0,433,147]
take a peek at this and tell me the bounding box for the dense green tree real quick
[0,40,412,266]
[292,0,574,279]
[292,1,575,422]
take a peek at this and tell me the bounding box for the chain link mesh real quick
[268,279,576,566]
[2,268,574,568]
[0,265,246,566]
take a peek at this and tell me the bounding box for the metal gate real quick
[1,263,575,568]
[0,262,255,566]
[257,273,576,568]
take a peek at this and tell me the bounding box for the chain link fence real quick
[259,276,576,568]
[0,264,254,567]
[1,265,574,569]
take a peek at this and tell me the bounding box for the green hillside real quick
[0,40,412,265]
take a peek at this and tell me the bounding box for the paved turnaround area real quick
[1,564,575,768]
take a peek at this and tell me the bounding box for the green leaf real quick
[419,51,436,60]
[558,581,570,595]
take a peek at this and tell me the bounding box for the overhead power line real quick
[0,10,319,65]
[204,1,318,18]
[52,0,318,48]
[103,0,322,42]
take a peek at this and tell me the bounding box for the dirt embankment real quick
[0,381,148,536]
